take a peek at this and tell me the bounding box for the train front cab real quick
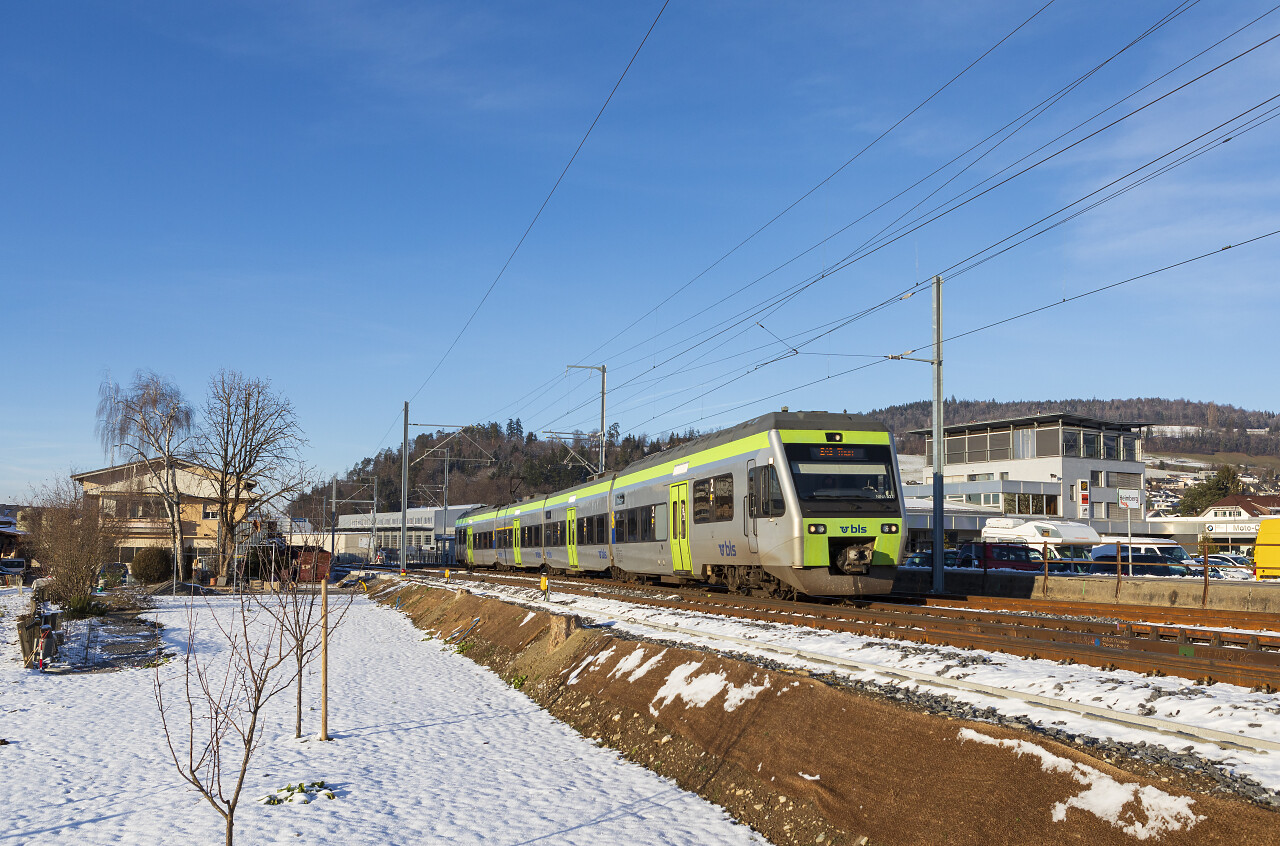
[753,427,904,596]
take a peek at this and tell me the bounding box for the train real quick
[454,410,907,597]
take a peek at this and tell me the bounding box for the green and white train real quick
[454,411,907,597]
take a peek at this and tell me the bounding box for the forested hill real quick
[869,398,1280,456]
[291,399,1279,518]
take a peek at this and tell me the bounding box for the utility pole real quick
[401,401,408,575]
[443,448,450,564]
[370,476,378,565]
[566,364,606,475]
[930,275,946,595]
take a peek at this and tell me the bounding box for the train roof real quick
[458,410,889,520]
[619,410,889,477]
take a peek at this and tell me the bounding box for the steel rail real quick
[420,569,1280,689]
[406,572,1280,755]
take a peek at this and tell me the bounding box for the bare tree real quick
[258,570,352,738]
[193,370,308,580]
[260,493,353,738]
[24,476,124,603]
[155,595,293,846]
[97,371,194,580]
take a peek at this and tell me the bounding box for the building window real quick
[1035,427,1060,457]
[1063,428,1081,457]
[999,493,1059,516]
[1082,432,1100,459]
[965,433,988,463]
[1013,428,1035,459]
[1103,433,1119,461]
[203,504,218,520]
[988,431,1011,461]
[1121,435,1138,462]
[945,436,965,464]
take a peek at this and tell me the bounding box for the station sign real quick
[1117,489,1143,510]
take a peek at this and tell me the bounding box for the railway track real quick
[411,567,1280,689]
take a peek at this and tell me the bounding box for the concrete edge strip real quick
[402,576,1280,755]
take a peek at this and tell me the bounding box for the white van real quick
[981,519,1100,560]
[1092,536,1192,563]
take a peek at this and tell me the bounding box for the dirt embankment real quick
[375,582,1280,846]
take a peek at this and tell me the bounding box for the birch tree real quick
[97,371,194,578]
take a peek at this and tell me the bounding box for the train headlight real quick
[807,524,827,534]
[880,523,900,534]
[825,432,843,442]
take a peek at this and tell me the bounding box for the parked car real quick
[956,543,1044,571]
[1088,553,1196,577]
[1047,559,1093,574]
[902,550,959,568]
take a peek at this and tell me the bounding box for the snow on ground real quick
[0,587,768,846]
[421,575,1280,791]
[958,728,1204,840]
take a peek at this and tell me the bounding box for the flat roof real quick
[909,412,1150,437]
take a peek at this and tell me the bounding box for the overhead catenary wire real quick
[468,3,1239,439]
[632,228,1280,438]
[575,84,1280,434]
[573,0,1061,370]
[531,7,1278,438]
[550,21,1280,430]
[581,0,1215,375]
[365,2,671,454]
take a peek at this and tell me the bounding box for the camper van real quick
[980,519,1100,560]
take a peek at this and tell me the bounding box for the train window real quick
[534,524,542,546]
[766,467,785,516]
[577,517,587,545]
[643,505,654,541]
[750,466,785,518]
[627,508,638,542]
[692,479,713,524]
[595,514,606,543]
[713,474,734,522]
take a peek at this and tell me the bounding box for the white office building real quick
[905,413,1150,539]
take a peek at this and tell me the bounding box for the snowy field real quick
[0,587,768,846]
[420,575,1280,792]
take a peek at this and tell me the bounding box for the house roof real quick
[909,413,1150,437]
[1201,494,1280,517]
[72,457,208,482]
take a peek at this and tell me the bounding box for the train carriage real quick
[454,411,906,597]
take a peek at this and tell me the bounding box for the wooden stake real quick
[320,576,330,741]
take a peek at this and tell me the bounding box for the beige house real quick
[72,460,252,565]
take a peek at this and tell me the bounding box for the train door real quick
[670,482,691,573]
[744,461,759,554]
[466,528,473,564]
[567,507,579,569]
[513,518,522,566]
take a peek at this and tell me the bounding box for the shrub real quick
[131,547,174,584]
[63,596,109,618]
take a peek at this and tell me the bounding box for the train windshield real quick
[783,443,898,515]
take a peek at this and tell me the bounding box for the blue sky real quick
[4,0,1280,500]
